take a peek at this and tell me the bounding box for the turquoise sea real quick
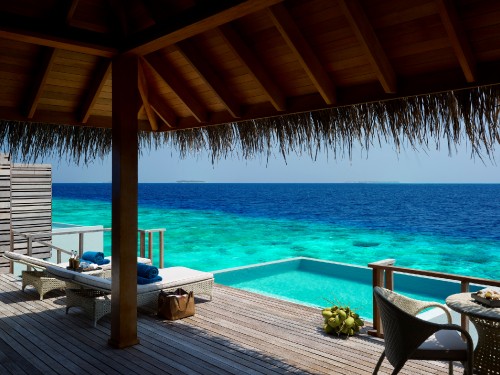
[52,183,500,281]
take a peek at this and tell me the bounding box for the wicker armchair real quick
[373,286,473,375]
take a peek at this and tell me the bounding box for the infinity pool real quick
[214,257,483,320]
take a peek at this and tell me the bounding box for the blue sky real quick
[46,140,500,183]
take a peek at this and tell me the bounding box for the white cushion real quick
[4,251,62,269]
[418,330,467,350]
[46,265,77,281]
[73,273,112,292]
[137,267,214,293]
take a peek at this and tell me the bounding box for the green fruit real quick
[322,310,333,319]
[344,316,355,328]
[354,318,364,327]
[338,309,347,319]
[324,324,334,334]
[348,328,354,336]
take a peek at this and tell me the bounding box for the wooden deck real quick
[0,273,465,375]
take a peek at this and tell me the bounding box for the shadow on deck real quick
[0,273,465,374]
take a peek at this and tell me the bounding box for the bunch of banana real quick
[321,305,364,336]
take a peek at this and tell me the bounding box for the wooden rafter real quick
[78,59,112,123]
[338,0,397,93]
[144,53,208,123]
[176,41,241,118]
[0,13,116,57]
[65,0,80,24]
[24,47,57,118]
[268,3,336,105]
[437,0,476,83]
[138,59,177,129]
[137,61,159,131]
[124,0,283,55]
[218,24,286,111]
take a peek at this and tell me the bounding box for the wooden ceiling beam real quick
[124,0,283,55]
[78,59,112,123]
[268,3,336,105]
[437,0,476,83]
[0,12,116,57]
[338,0,397,93]
[24,47,57,119]
[137,61,160,130]
[144,53,208,123]
[176,41,241,118]
[218,24,286,112]
[149,92,178,130]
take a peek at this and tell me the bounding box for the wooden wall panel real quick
[0,155,11,273]
[4,162,52,272]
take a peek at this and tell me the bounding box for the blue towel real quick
[137,275,162,285]
[137,263,159,279]
[81,251,110,266]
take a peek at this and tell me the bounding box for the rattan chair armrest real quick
[414,303,452,323]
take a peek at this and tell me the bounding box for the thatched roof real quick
[0,0,500,162]
[2,84,498,164]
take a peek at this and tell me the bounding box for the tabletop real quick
[446,293,500,322]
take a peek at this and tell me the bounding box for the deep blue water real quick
[53,183,500,241]
[52,183,500,279]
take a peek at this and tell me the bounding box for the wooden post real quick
[371,267,384,336]
[148,231,153,262]
[78,232,84,258]
[460,281,470,335]
[385,269,394,291]
[159,230,164,269]
[27,236,33,271]
[108,54,140,348]
[140,231,145,258]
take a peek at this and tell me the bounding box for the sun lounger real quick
[46,265,214,326]
[2,251,151,300]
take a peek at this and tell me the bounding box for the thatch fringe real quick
[1,85,499,164]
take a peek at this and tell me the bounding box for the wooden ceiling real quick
[0,0,499,132]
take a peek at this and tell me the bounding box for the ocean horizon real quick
[52,183,500,280]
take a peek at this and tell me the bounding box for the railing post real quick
[148,231,153,263]
[139,230,145,258]
[159,230,164,269]
[372,267,384,336]
[9,230,14,273]
[27,236,33,271]
[78,232,84,258]
[386,269,394,291]
[460,281,470,335]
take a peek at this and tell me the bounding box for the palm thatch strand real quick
[1,85,499,164]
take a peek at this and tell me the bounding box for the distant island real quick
[176,180,205,183]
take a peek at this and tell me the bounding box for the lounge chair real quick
[373,286,473,375]
[3,251,151,300]
[46,265,214,326]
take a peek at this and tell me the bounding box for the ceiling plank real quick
[267,3,336,105]
[176,41,241,118]
[144,53,208,122]
[124,0,283,55]
[0,13,116,57]
[24,47,57,119]
[78,59,112,123]
[436,0,476,82]
[337,0,397,93]
[137,61,159,131]
[218,24,286,111]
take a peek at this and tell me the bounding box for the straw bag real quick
[158,288,195,320]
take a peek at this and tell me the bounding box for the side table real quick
[446,293,500,375]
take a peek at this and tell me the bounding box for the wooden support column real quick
[109,54,140,348]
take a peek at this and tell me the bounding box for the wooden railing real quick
[11,227,166,270]
[368,259,500,337]
[138,229,166,268]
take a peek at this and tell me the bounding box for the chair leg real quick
[448,361,453,375]
[373,351,385,375]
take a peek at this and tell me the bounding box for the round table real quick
[446,293,500,375]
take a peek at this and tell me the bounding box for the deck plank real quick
[0,273,464,374]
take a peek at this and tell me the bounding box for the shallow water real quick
[52,183,500,280]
